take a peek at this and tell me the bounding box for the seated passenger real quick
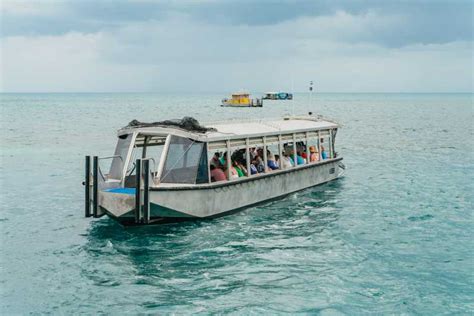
[321,149,328,160]
[299,145,308,160]
[296,148,307,164]
[219,152,227,166]
[233,160,245,177]
[210,165,226,182]
[249,147,258,160]
[249,163,258,175]
[291,149,305,165]
[320,139,328,160]
[281,151,294,169]
[274,154,280,168]
[210,152,222,168]
[237,161,248,176]
[267,150,279,170]
[225,161,239,180]
[309,146,319,162]
[253,156,265,173]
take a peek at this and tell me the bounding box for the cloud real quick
[1,0,472,47]
[0,0,472,92]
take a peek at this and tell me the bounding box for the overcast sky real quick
[0,0,472,93]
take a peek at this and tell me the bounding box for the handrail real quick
[97,155,124,181]
[98,155,123,162]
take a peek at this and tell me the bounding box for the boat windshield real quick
[109,134,133,180]
[160,135,208,184]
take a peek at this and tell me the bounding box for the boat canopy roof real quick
[118,116,339,142]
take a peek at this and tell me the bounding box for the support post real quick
[92,156,99,217]
[85,156,91,217]
[292,134,297,167]
[226,140,231,180]
[135,159,141,224]
[245,138,251,176]
[329,129,333,159]
[143,159,150,224]
[317,131,322,161]
[263,136,268,173]
[207,143,212,184]
[305,131,310,164]
[278,135,283,169]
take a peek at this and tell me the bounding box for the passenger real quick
[309,146,319,162]
[296,148,307,164]
[254,156,265,173]
[249,162,258,175]
[299,144,308,160]
[233,160,245,177]
[281,151,294,169]
[274,154,280,168]
[291,148,306,165]
[320,139,328,160]
[236,161,248,176]
[250,147,258,160]
[210,165,226,182]
[210,152,222,168]
[224,159,239,180]
[267,150,279,170]
[219,152,227,166]
[232,150,246,165]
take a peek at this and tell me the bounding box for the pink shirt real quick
[211,168,227,182]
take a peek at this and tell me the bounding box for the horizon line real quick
[1,91,473,94]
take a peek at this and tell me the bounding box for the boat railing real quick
[97,155,123,181]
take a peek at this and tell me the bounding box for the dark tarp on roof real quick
[126,117,216,133]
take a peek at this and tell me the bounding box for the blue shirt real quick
[267,160,278,170]
[250,164,258,175]
[296,155,305,165]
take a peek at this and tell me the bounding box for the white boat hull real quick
[98,158,344,225]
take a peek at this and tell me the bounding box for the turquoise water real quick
[1,93,473,314]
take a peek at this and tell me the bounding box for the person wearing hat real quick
[309,145,319,162]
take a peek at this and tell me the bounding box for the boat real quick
[83,115,345,225]
[221,91,263,107]
[263,92,293,100]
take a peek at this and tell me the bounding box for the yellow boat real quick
[221,92,263,107]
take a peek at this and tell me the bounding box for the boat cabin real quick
[231,92,250,105]
[102,116,339,189]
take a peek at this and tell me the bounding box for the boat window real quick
[143,136,166,176]
[161,135,208,184]
[108,134,133,180]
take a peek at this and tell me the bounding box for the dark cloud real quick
[1,0,472,47]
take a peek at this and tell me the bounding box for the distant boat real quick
[221,91,263,107]
[263,92,293,100]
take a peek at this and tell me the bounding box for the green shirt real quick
[235,166,245,177]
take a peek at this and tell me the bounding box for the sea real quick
[0,93,473,314]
